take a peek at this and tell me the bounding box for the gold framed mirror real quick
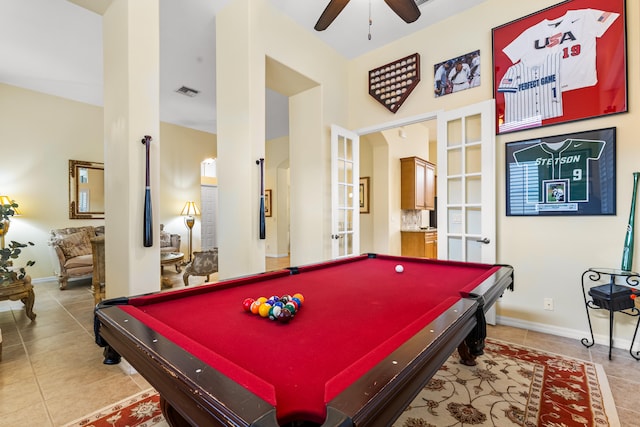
[69,160,105,219]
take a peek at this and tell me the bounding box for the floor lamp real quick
[181,201,200,263]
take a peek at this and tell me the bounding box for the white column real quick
[216,0,266,279]
[103,0,160,297]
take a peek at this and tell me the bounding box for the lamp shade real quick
[0,195,21,215]
[180,201,200,216]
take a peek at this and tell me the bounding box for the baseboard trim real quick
[31,276,91,285]
[31,276,57,284]
[497,314,638,353]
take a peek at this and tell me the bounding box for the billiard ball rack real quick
[368,52,421,114]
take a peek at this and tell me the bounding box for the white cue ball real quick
[395,264,404,273]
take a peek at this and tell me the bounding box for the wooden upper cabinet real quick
[401,156,435,210]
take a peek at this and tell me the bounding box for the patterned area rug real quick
[63,389,167,427]
[65,339,618,427]
[394,338,619,427]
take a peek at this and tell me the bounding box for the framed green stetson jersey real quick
[505,127,616,216]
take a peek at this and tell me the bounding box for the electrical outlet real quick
[544,298,554,311]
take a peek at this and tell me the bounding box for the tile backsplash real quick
[401,209,428,230]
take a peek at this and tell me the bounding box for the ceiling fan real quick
[315,0,421,31]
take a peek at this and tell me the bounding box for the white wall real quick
[216,0,350,276]
[349,0,640,348]
[0,83,215,280]
[265,136,289,257]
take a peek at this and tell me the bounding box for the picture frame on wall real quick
[505,127,616,216]
[433,49,481,97]
[360,177,370,214]
[264,189,272,217]
[492,0,627,134]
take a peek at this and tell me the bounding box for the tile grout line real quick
[11,306,56,427]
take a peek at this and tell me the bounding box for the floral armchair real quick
[48,225,104,289]
[183,248,218,286]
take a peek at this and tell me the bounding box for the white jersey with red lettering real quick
[503,8,619,92]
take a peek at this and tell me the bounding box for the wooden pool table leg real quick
[160,396,194,427]
[458,296,488,366]
[457,340,478,366]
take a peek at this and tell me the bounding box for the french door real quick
[330,125,360,259]
[437,100,498,322]
[436,100,496,263]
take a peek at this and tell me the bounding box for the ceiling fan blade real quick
[314,0,350,31]
[384,0,421,23]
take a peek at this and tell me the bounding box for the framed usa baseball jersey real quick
[505,127,616,216]
[492,0,627,134]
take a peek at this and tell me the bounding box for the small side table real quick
[581,267,640,360]
[0,274,36,321]
[161,252,184,274]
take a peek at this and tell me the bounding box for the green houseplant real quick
[0,199,34,282]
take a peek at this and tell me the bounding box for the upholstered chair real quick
[183,248,218,286]
[49,225,104,289]
[160,224,181,254]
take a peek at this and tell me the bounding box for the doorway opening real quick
[356,113,438,256]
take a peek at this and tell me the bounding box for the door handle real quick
[476,237,490,244]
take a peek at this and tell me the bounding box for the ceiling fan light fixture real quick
[175,86,200,97]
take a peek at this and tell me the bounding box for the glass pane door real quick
[331,125,360,259]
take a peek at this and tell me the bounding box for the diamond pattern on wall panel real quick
[368,53,420,113]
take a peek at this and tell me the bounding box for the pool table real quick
[94,254,513,427]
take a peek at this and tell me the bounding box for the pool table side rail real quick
[128,269,293,307]
[462,264,514,310]
[95,306,278,427]
[327,298,479,426]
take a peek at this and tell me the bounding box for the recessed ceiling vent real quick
[175,86,199,97]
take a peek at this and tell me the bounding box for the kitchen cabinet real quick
[401,230,437,259]
[400,157,435,210]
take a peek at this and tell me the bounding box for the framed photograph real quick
[505,127,616,216]
[359,177,370,214]
[433,49,481,97]
[492,0,627,134]
[264,189,272,217]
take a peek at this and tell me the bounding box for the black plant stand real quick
[581,267,640,360]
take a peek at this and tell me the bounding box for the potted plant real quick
[0,199,34,282]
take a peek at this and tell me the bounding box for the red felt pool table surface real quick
[95,254,514,426]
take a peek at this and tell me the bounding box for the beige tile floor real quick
[1,258,639,426]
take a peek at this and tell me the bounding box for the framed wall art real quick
[359,177,370,214]
[505,127,616,216]
[264,189,272,217]
[492,0,627,134]
[433,50,481,97]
